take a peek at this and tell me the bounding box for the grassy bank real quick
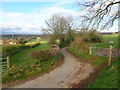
[88,58,118,88]
[2,52,63,84]
[91,56,108,67]
[68,47,108,67]
[68,47,92,59]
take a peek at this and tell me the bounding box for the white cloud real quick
[2,0,118,34]
[1,2,81,34]
[38,6,80,18]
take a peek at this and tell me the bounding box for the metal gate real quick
[0,57,7,75]
[91,47,103,56]
[90,47,119,58]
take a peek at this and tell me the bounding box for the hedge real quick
[30,49,60,62]
[2,43,40,57]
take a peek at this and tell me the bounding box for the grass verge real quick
[68,47,118,88]
[91,56,108,67]
[88,58,118,88]
[68,48,92,59]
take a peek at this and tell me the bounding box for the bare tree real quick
[43,15,76,33]
[42,14,76,47]
[77,0,120,30]
[42,15,67,38]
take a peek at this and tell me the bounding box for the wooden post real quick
[89,47,92,55]
[97,48,99,56]
[7,56,10,68]
[108,45,112,66]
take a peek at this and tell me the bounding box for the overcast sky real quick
[1,0,118,34]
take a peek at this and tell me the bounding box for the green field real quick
[26,39,36,43]
[95,35,119,48]
[10,40,49,66]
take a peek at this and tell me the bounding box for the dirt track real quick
[12,48,94,88]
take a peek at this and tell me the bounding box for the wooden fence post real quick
[7,56,10,68]
[97,48,99,56]
[89,47,92,55]
[108,45,112,66]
